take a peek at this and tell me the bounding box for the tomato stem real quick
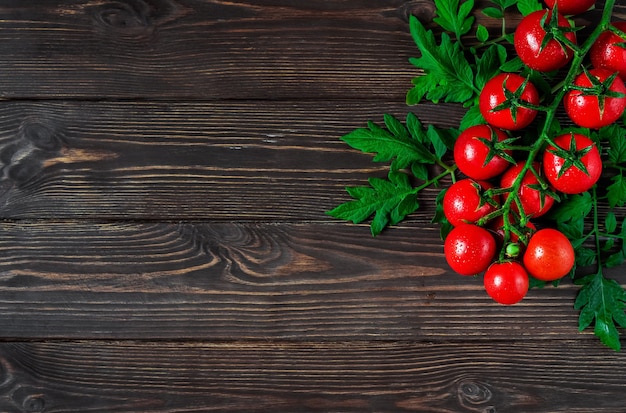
[498,0,616,258]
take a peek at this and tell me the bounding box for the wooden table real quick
[1,1,626,412]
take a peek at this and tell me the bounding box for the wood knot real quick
[456,378,496,412]
[90,0,189,36]
[19,119,64,152]
[91,0,154,35]
[393,0,436,24]
[22,394,46,413]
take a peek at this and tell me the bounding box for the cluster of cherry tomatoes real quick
[442,0,626,305]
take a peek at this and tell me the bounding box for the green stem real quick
[497,0,616,258]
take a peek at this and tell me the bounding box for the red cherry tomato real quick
[479,73,540,131]
[443,179,498,227]
[564,68,626,129]
[523,228,575,281]
[544,0,595,15]
[483,261,529,305]
[543,133,603,194]
[453,125,513,180]
[590,21,626,81]
[514,10,577,72]
[444,224,497,276]
[500,161,555,218]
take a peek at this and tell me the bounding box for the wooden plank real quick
[0,100,463,220]
[1,340,625,412]
[0,220,618,341]
[0,0,423,100]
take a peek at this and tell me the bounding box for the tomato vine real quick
[327,0,626,350]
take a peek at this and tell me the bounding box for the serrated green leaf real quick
[405,112,428,144]
[550,192,593,223]
[607,173,626,208]
[433,0,475,38]
[409,16,476,105]
[575,273,626,351]
[475,44,507,91]
[500,56,524,72]
[575,247,596,267]
[607,127,626,163]
[326,174,419,236]
[340,116,436,171]
[384,114,409,141]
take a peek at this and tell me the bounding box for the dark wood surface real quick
[1,1,626,412]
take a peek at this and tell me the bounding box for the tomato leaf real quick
[433,0,475,39]
[340,115,436,171]
[548,192,593,223]
[407,16,476,105]
[327,173,419,236]
[475,44,508,91]
[516,0,543,16]
[575,273,626,351]
[607,173,626,208]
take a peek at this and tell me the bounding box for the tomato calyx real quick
[539,6,580,56]
[545,132,594,179]
[474,130,518,168]
[490,76,544,123]
[567,67,626,114]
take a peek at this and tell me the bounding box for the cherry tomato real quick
[444,224,496,276]
[523,228,575,281]
[479,73,540,131]
[514,10,577,72]
[443,179,498,227]
[453,125,513,180]
[543,133,602,194]
[483,261,529,305]
[590,21,626,80]
[564,68,626,129]
[544,0,595,15]
[500,161,555,218]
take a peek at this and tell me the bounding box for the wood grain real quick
[0,0,427,100]
[0,100,463,220]
[1,340,625,413]
[0,220,617,341]
[1,0,626,412]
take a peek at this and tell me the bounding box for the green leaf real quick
[326,173,419,236]
[476,24,490,43]
[575,247,596,267]
[408,16,476,105]
[433,0,476,39]
[516,0,543,16]
[607,126,626,163]
[340,116,436,171]
[605,252,625,268]
[607,173,626,208]
[500,56,524,73]
[575,273,626,351]
[549,192,593,223]
[475,44,507,91]
[482,7,503,18]
[606,211,618,233]
[427,125,450,160]
[460,105,487,130]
